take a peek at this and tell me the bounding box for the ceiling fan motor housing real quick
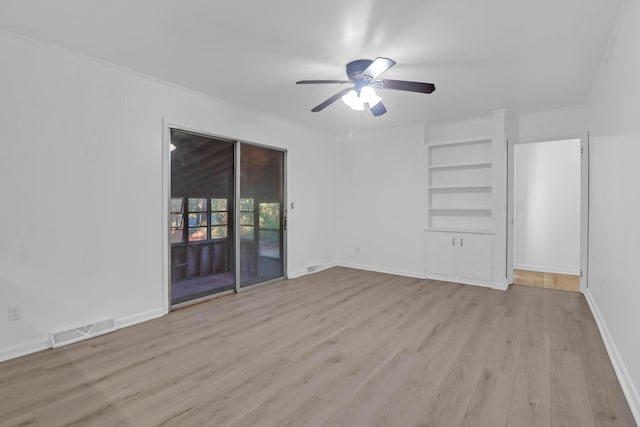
[346,59,374,81]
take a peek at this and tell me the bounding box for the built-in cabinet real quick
[425,231,493,281]
[425,114,505,288]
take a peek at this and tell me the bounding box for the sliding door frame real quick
[237,140,288,292]
[161,119,288,313]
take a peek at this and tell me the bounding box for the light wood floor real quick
[0,267,635,427]
[514,269,581,292]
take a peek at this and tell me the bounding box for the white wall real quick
[587,0,640,419]
[0,32,336,359]
[507,107,589,143]
[335,125,425,278]
[514,139,581,274]
[428,116,494,142]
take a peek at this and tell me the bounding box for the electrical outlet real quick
[8,305,21,321]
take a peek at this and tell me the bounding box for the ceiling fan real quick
[296,57,435,117]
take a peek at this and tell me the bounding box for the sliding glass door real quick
[239,144,285,287]
[170,129,236,305]
[169,129,286,307]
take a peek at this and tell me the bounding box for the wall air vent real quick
[51,318,117,348]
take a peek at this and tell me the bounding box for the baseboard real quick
[514,264,580,276]
[288,262,337,279]
[0,307,167,363]
[0,337,51,363]
[336,262,509,290]
[424,272,508,291]
[337,262,425,279]
[584,289,640,424]
[117,307,166,328]
[491,279,510,291]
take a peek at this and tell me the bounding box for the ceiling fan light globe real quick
[342,89,365,110]
[360,86,382,107]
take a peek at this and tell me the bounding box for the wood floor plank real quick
[416,301,506,427]
[550,349,596,427]
[314,342,396,406]
[144,356,284,427]
[228,350,354,427]
[370,351,454,426]
[485,302,529,376]
[274,276,426,359]
[549,291,581,354]
[506,327,552,427]
[462,369,513,427]
[525,286,551,332]
[320,349,425,427]
[277,396,337,427]
[0,268,634,427]
[0,412,39,427]
[405,284,487,356]
[569,294,636,426]
[513,269,580,293]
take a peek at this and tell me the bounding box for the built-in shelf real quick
[425,227,496,235]
[428,185,492,190]
[426,136,494,232]
[427,161,492,170]
[428,208,492,213]
[426,136,493,147]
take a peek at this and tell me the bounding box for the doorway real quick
[167,127,287,308]
[509,138,584,292]
[169,130,236,305]
[239,144,286,287]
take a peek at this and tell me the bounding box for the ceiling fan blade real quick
[297,80,351,85]
[362,57,396,80]
[310,87,353,112]
[379,79,436,93]
[369,101,387,117]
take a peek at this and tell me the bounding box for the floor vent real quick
[51,318,117,348]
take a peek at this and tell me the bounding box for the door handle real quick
[452,237,455,246]
[460,238,463,247]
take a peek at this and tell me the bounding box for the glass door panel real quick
[240,144,285,287]
[170,129,236,306]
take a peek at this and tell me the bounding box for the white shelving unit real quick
[424,111,507,289]
[425,136,494,233]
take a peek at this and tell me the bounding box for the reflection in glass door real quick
[170,129,236,306]
[239,144,285,287]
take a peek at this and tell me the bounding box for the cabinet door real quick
[457,234,493,281]
[425,232,457,277]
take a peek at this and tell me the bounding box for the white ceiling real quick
[0,0,623,136]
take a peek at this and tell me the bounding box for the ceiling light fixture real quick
[297,57,435,116]
[341,89,365,110]
[341,86,382,111]
[170,143,177,152]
